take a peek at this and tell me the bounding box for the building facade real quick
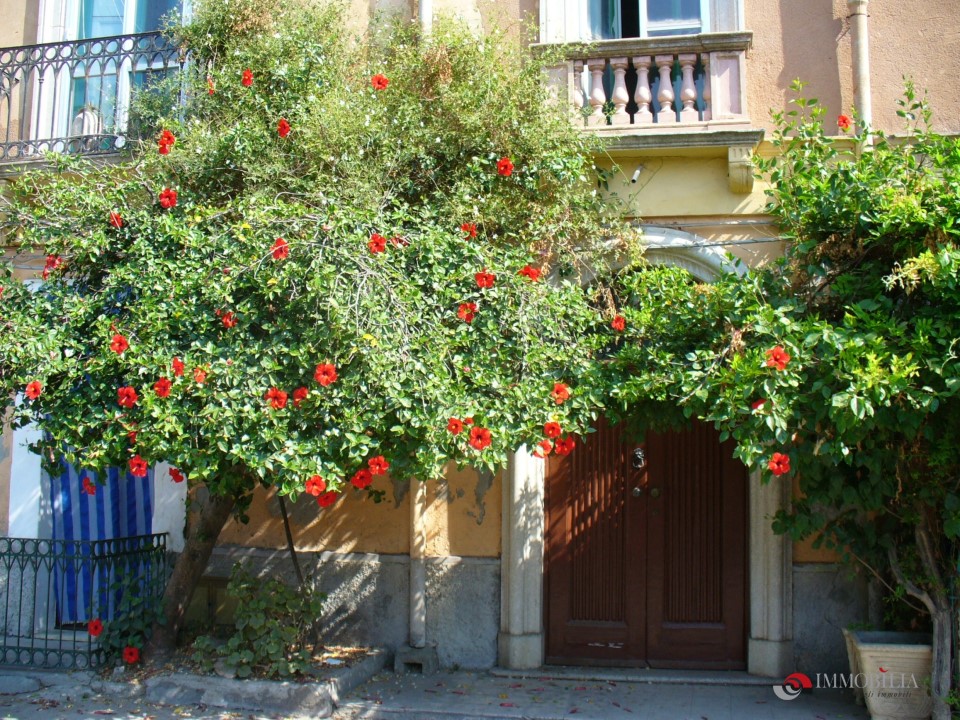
[2,0,959,676]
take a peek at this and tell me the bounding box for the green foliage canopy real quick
[0,1,632,503]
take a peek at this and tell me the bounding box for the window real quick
[588,0,710,39]
[28,0,183,153]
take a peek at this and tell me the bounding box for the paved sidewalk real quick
[0,667,870,720]
[334,670,870,720]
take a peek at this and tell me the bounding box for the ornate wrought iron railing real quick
[0,32,182,162]
[0,534,167,669]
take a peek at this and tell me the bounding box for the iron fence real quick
[0,534,167,669]
[0,32,182,162]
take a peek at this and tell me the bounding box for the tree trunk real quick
[930,607,952,720]
[146,490,236,662]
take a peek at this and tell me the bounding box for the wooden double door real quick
[545,419,747,668]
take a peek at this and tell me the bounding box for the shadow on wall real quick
[777,0,845,120]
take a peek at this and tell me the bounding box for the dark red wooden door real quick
[545,419,747,668]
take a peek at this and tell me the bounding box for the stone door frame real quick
[497,230,794,676]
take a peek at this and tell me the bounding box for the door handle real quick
[649,487,661,499]
[632,486,643,498]
[631,448,646,469]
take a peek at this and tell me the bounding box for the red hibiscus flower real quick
[158,129,175,154]
[241,68,253,87]
[122,646,140,664]
[110,334,129,354]
[519,265,541,281]
[207,75,215,95]
[117,386,138,408]
[128,455,148,478]
[551,382,570,404]
[371,73,389,90]
[496,157,514,177]
[457,302,477,323]
[317,491,339,508]
[837,114,852,131]
[447,418,464,435]
[25,381,42,400]
[265,387,288,410]
[768,452,791,476]
[475,270,496,289]
[87,618,103,637]
[159,188,178,209]
[533,439,553,458]
[611,315,626,332]
[543,421,562,439]
[292,386,309,407]
[461,222,477,239]
[765,345,791,371]
[169,468,185,483]
[368,455,390,476]
[272,238,289,260]
[751,398,767,411]
[41,255,64,280]
[128,430,138,445]
[109,212,124,229]
[555,436,576,456]
[469,426,492,451]
[221,311,237,329]
[314,363,338,387]
[193,367,207,384]
[368,233,387,254]
[277,118,291,138]
[172,357,185,377]
[82,476,96,496]
[154,377,172,398]
[351,468,373,489]
[305,475,326,496]
[464,417,474,425]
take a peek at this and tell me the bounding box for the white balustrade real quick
[586,58,607,127]
[610,57,630,126]
[550,36,750,130]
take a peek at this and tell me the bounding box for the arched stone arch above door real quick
[640,225,745,282]
[498,229,794,676]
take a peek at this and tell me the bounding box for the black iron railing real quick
[0,32,182,162]
[0,534,167,669]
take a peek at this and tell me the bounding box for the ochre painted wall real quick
[217,466,501,558]
[746,0,960,135]
[0,0,37,47]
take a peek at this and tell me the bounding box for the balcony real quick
[536,32,762,192]
[0,32,181,171]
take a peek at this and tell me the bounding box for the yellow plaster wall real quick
[746,0,960,135]
[217,466,501,558]
[425,467,501,557]
[0,0,36,47]
[599,152,766,220]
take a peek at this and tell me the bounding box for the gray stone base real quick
[394,644,439,675]
[497,632,542,670]
[793,563,870,676]
[747,637,794,677]
[202,547,500,671]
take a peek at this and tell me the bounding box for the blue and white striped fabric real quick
[50,462,154,624]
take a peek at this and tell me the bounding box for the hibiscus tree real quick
[0,0,631,658]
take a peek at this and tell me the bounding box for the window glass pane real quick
[588,0,621,39]
[647,0,700,23]
[135,0,182,33]
[80,0,124,39]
